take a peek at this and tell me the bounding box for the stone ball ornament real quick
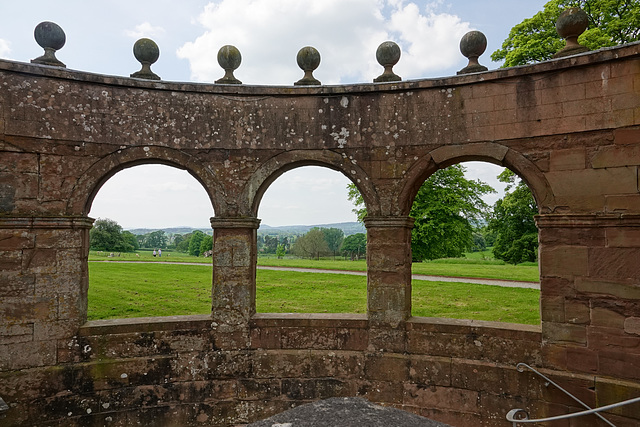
[294,46,321,86]
[31,21,66,67]
[553,7,590,58]
[374,41,402,82]
[457,30,488,75]
[216,45,243,84]
[130,38,161,80]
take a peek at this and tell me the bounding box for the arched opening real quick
[86,164,215,320]
[255,165,368,314]
[409,161,541,325]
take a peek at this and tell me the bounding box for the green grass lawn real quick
[88,262,540,324]
[89,250,210,264]
[90,249,540,282]
[258,255,539,282]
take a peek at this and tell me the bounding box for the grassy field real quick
[88,262,540,324]
[258,251,540,282]
[89,250,210,264]
[90,249,539,282]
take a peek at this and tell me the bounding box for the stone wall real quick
[1,42,640,426]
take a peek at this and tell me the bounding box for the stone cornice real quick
[536,214,640,228]
[0,216,95,229]
[0,42,637,97]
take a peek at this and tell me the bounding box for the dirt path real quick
[257,266,540,289]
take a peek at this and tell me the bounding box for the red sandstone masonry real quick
[1,44,640,426]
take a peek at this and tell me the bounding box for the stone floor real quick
[245,397,452,427]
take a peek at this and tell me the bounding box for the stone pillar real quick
[537,214,640,382]
[210,216,260,348]
[0,216,93,371]
[364,216,414,352]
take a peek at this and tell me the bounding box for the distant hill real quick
[127,227,212,236]
[126,222,365,236]
[259,222,365,236]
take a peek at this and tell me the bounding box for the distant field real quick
[88,262,540,324]
[90,249,540,282]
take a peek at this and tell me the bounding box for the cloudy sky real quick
[0,0,547,229]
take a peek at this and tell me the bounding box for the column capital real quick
[210,216,261,229]
[364,215,414,229]
[0,216,95,229]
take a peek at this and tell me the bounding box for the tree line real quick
[89,223,214,257]
[347,164,537,265]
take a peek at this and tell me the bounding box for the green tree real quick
[292,228,330,260]
[121,231,139,252]
[176,232,192,253]
[347,184,367,222]
[199,234,213,256]
[144,230,168,249]
[321,227,344,259]
[340,233,366,260]
[188,230,205,257]
[348,164,494,261]
[264,235,278,253]
[492,0,640,67]
[276,244,286,259]
[410,166,494,261]
[488,170,539,264]
[90,218,134,252]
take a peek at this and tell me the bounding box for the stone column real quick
[537,214,640,382]
[0,216,93,371]
[210,216,260,348]
[364,216,414,352]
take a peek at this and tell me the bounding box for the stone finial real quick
[374,41,401,83]
[553,7,590,58]
[31,21,66,67]
[130,38,161,80]
[457,31,488,75]
[294,46,321,86]
[215,45,242,84]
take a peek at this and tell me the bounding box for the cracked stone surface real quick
[246,397,452,427]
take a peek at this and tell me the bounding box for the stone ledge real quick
[1,42,638,97]
[407,316,542,335]
[536,214,640,228]
[79,314,213,335]
[251,313,368,329]
[0,216,94,229]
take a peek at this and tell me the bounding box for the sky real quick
[0,0,548,229]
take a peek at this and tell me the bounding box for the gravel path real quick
[258,266,539,289]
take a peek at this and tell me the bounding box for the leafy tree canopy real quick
[188,230,205,257]
[199,234,213,256]
[492,0,640,67]
[292,228,330,260]
[347,164,494,261]
[341,233,366,260]
[488,170,539,264]
[90,218,135,252]
[321,227,345,258]
[410,165,494,261]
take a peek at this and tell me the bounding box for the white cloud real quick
[125,22,166,39]
[387,2,471,79]
[0,39,11,59]
[177,0,471,85]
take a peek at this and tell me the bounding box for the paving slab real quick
[245,397,452,427]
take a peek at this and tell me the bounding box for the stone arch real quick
[66,146,224,217]
[398,142,556,216]
[245,150,381,219]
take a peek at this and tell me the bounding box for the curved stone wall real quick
[1,42,640,426]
